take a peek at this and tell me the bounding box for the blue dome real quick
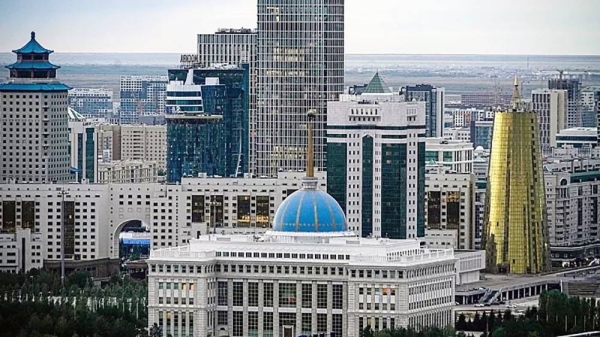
[273,180,347,233]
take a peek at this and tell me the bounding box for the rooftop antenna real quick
[511,74,521,111]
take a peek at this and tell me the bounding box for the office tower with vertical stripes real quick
[327,73,426,239]
[256,0,345,177]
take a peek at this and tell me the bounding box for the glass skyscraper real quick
[255,0,345,177]
[483,77,549,274]
[165,65,249,182]
[404,84,445,138]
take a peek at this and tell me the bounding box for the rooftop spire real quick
[511,74,521,109]
[306,109,316,178]
[31,31,35,40]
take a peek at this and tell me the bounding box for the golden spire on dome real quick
[306,109,316,178]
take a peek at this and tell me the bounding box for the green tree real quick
[491,327,507,337]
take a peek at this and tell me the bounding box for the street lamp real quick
[58,188,68,289]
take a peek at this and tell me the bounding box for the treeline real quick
[0,269,147,337]
[361,326,460,337]
[456,290,600,337]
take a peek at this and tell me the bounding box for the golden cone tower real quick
[483,75,550,274]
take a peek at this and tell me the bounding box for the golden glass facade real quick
[484,109,549,274]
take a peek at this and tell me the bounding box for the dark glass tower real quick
[404,84,445,138]
[166,65,249,182]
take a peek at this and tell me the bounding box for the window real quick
[279,283,296,307]
[217,311,228,325]
[233,282,243,306]
[302,283,312,308]
[248,282,259,307]
[264,283,273,307]
[233,311,244,337]
[317,284,328,309]
[218,281,228,306]
[317,314,327,333]
[302,313,312,335]
[248,312,258,336]
[263,312,273,335]
[332,284,343,309]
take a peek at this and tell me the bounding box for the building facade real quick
[442,128,470,142]
[165,65,249,182]
[549,77,582,129]
[68,107,98,183]
[556,127,598,149]
[327,74,426,239]
[0,171,324,275]
[120,76,168,124]
[425,165,476,250]
[484,78,549,274]
[404,85,445,138]
[425,138,474,174]
[0,32,72,184]
[531,89,567,149]
[119,124,167,170]
[67,88,113,119]
[97,160,158,184]
[255,0,345,177]
[469,120,493,150]
[186,28,258,174]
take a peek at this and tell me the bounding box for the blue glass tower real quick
[166,65,249,182]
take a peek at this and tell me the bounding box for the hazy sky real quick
[1,0,599,55]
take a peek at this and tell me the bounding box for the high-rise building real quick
[327,73,426,239]
[484,77,549,274]
[531,89,567,149]
[425,138,474,174]
[470,120,494,149]
[67,88,113,119]
[425,165,476,250]
[119,75,167,124]
[404,85,445,138]
[0,32,71,183]
[549,76,582,128]
[166,65,249,182]
[67,107,98,182]
[256,0,345,177]
[95,124,167,169]
[185,28,259,173]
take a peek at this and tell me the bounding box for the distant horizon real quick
[2,51,600,57]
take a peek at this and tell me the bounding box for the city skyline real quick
[1,0,599,55]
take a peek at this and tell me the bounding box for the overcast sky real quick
[1,0,599,55]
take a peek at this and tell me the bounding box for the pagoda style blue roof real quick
[12,32,54,54]
[6,61,60,70]
[0,83,71,92]
[272,178,347,233]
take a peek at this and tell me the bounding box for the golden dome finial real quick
[512,73,521,109]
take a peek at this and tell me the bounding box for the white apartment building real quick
[442,128,470,142]
[94,124,167,170]
[424,165,476,250]
[120,124,167,169]
[67,87,113,119]
[425,138,474,174]
[531,89,567,149]
[556,127,597,149]
[120,76,168,124]
[448,108,486,127]
[0,172,324,274]
[0,229,43,273]
[98,160,159,184]
[327,73,427,240]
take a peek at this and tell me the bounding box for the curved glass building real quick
[483,77,549,274]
